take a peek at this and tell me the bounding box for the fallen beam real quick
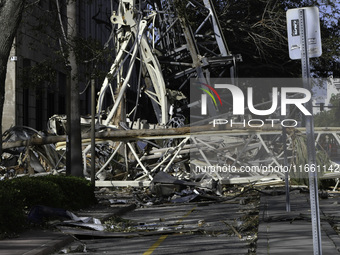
[95,181,151,187]
[3,126,340,150]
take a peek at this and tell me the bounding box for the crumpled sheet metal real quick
[28,205,104,231]
[1,126,65,175]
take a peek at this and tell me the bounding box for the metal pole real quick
[299,9,322,255]
[66,66,71,176]
[283,127,290,212]
[91,76,96,185]
[279,90,290,212]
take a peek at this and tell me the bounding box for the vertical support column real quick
[66,0,83,177]
[282,127,290,212]
[91,76,96,185]
[66,66,71,176]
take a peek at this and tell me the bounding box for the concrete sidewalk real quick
[0,230,74,255]
[0,203,136,255]
[257,190,340,254]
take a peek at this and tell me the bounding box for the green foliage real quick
[0,187,26,237]
[34,175,97,210]
[21,60,57,90]
[174,0,190,19]
[0,175,96,238]
[72,36,113,82]
[215,0,339,77]
[0,177,64,209]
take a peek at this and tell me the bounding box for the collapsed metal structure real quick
[96,0,241,127]
[1,0,340,188]
[90,0,243,185]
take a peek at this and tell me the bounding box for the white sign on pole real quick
[287,6,323,255]
[286,7,322,60]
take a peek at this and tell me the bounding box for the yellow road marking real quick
[143,235,168,255]
[142,206,197,255]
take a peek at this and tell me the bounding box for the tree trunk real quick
[66,1,83,177]
[0,0,25,156]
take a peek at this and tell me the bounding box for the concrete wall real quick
[3,44,17,131]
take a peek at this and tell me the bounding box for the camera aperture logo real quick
[196,82,223,115]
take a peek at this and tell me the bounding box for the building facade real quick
[3,0,114,132]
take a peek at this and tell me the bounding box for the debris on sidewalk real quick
[28,205,104,231]
[56,184,261,250]
[0,5,339,253]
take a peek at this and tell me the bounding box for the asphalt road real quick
[52,189,340,254]
[53,195,259,255]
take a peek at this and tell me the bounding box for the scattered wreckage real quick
[1,0,340,191]
[1,123,340,188]
[1,2,339,254]
[26,174,261,247]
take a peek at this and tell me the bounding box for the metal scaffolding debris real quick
[2,123,340,186]
[1,0,340,191]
